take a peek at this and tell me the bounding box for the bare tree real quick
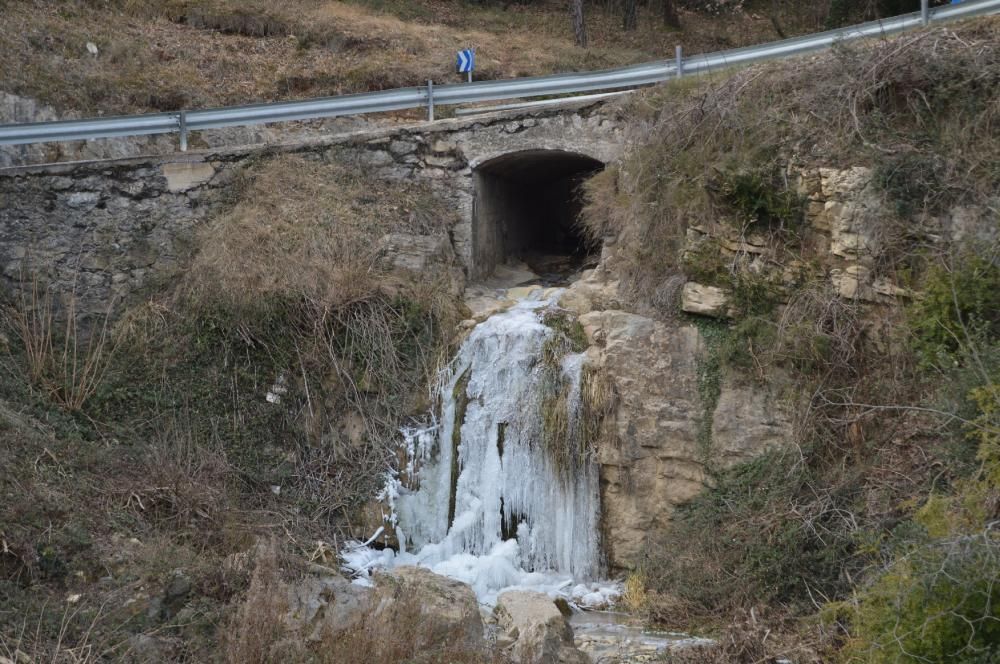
[571,0,588,47]
[662,0,680,28]
[623,0,638,31]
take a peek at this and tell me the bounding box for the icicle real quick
[342,289,612,606]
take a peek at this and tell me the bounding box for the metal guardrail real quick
[1,0,998,149]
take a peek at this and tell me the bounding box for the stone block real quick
[161,162,215,193]
[680,282,731,318]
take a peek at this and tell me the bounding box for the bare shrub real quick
[662,610,781,663]
[1,279,117,411]
[122,419,233,532]
[1,601,110,664]
[832,528,1000,663]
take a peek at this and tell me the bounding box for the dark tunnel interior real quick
[471,150,604,283]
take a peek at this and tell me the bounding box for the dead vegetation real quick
[0,152,464,661]
[582,18,1000,316]
[221,540,300,664]
[184,154,449,315]
[1,280,117,412]
[539,313,617,483]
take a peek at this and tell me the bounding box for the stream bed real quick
[571,611,713,663]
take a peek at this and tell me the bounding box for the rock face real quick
[577,308,706,568]
[566,278,794,570]
[371,566,486,654]
[711,385,793,465]
[494,590,589,664]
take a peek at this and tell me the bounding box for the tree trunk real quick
[623,0,637,31]
[662,0,680,28]
[571,0,588,47]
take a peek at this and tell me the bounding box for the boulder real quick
[371,566,486,654]
[494,590,589,664]
[285,571,371,642]
[558,268,621,316]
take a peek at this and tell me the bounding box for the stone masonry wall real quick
[0,100,626,316]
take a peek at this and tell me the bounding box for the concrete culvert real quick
[471,150,603,283]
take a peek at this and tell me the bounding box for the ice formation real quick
[342,290,618,607]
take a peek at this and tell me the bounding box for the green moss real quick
[680,239,731,287]
[449,369,470,529]
[542,311,588,353]
[717,315,776,374]
[689,316,729,463]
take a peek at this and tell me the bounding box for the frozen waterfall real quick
[342,290,617,607]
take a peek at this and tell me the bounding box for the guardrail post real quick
[921,0,929,25]
[178,111,188,152]
[427,80,435,122]
[675,45,683,79]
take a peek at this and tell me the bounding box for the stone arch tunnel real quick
[470,149,604,281]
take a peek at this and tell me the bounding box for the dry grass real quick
[185,154,451,314]
[661,608,820,663]
[1,280,117,412]
[222,539,302,664]
[0,147,464,660]
[539,318,616,482]
[182,153,457,450]
[0,604,107,664]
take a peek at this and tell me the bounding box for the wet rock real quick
[494,590,589,664]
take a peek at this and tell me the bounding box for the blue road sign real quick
[457,49,475,73]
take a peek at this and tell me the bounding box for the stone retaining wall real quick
[0,100,626,316]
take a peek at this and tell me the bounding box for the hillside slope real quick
[0,0,801,119]
[581,14,1000,661]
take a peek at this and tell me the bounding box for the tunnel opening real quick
[472,150,604,284]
